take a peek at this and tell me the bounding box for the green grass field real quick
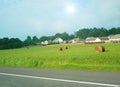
[0,43,120,71]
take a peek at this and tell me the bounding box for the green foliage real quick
[43,27,120,40]
[1,27,120,50]
[23,36,33,46]
[0,37,22,50]
[61,32,70,40]
[109,27,120,35]
[0,43,120,71]
[75,28,90,39]
[69,34,76,40]
[39,36,49,42]
[32,36,39,44]
[75,27,110,39]
[53,32,70,40]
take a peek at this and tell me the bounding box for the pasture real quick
[0,43,120,71]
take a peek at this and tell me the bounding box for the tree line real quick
[0,27,120,50]
[38,27,120,41]
[75,27,120,39]
[0,38,23,50]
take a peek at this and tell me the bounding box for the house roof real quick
[71,38,80,41]
[86,37,96,41]
[100,37,109,40]
[110,34,120,39]
[53,37,63,43]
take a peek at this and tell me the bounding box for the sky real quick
[0,0,120,40]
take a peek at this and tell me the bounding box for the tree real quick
[0,37,23,50]
[116,27,120,34]
[61,32,70,40]
[47,36,54,41]
[32,36,39,44]
[23,36,33,46]
[69,34,75,40]
[14,38,23,48]
[53,32,70,40]
[91,28,108,37]
[109,27,120,35]
[99,27,108,36]
[1,37,9,49]
[54,33,62,39]
[8,38,23,48]
[39,36,48,42]
[75,28,90,39]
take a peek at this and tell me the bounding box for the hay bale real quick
[58,47,63,51]
[95,45,105,52]
[65,46,68,50]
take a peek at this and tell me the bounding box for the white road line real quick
[0,72,119,87]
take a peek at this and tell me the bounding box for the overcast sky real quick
[0,0,120,40]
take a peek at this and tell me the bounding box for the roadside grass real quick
[0,43,120,71]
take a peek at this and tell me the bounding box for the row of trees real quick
[0,38,23,50]
[22,27,120,46]
[38,27,120,41]
[0,27,120,50]
[75,27,120,39]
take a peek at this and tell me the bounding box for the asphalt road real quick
[0,67,120,87]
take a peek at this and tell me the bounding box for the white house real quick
[109,34,120,42]
[69,38,80,43]
[100,37,109,42]
[41,40,48,45]
[41,41,44,45]
[53,37,63,44]
[44,40,48,45]
[85,37,101,43]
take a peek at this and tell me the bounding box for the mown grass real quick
[0,43,120,71]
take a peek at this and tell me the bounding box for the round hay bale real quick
[58,47,63,51]
[95,45,105,52]
[65,46,68,50]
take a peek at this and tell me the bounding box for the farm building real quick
[100,37,109,42]
[85,37,101,43]
[69,38,80,43]
[109,34,120,42]
[52,37,63,44]
[41,40,48,45]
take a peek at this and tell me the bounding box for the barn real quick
[52,37,63,44]
[109,34,120,42]
[85,37,101,43]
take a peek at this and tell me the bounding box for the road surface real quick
[0,67,120,87]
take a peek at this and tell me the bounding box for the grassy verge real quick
[0,43,120,71]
